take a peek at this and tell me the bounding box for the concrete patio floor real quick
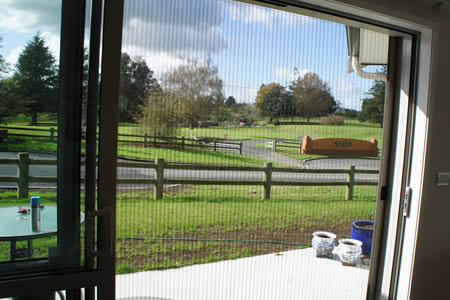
[116,248,370,300]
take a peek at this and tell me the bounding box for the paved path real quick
[0,150,380,189]
[241,139,305,168]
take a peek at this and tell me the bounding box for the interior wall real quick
[324,0,450,298]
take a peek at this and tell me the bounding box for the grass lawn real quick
[117,145,287,166]
[0,185,377,273]
[3,113,58,127]
[2,114,383,164]
[116,184,376,273]
[179,118,382,142]
[3,114,382,143]
[0,114,380,272]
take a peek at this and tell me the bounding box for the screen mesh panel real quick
[115,0,388,298]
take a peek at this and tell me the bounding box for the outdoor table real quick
[0,206,84,261]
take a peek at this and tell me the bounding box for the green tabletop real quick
[0,206,84,241]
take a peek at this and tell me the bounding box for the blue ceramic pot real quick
[335,238,362,265]
[351,220,374,256]
[312,231,336,257]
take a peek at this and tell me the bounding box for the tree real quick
[14,33,58,125]
[359,80,385,127]
[211,93,226,122]
[255,83,289,122]
[225,96,236,106]
[0,37,16,124]
[235,103,256,125]
[0,37,7,76]
[162,59,224,128]
[0,78,18,124]
[139,91,180,137]
[291,72,337,123]
[119,53,160,123]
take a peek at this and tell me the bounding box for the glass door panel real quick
[0,0,64,274]
[0,0,124,298]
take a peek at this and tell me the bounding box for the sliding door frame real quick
[0,0,124,298]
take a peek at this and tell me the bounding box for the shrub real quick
[320,114,344,126]
[273,119,280,126]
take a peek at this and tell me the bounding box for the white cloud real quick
[122,0,227,58]
[5,32,60,71]
[41,32,60,60]
[121,43,187,78]
[0,0,61,34]
[274,67,312,82]
[228,4,274,27]
[223,84,259,104]
[227,2,313,28]
[6,45,23,66]
[332,78,363,95]
[330,78,366,110]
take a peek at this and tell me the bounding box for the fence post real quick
[153,136,157,148]
[154,158,164,200]
[263,162,272,200]
[18,152,29,199]
[239,142,243,155]
[346,165,356,200]
[273,140,277,152]
[50,128,55,141]
[144,134,147,145]
[181,136,185,150]
[213,140,217,152]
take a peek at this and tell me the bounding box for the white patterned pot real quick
[335,238,363,266]
[312,231,336,257]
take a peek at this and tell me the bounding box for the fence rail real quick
[1,153,379,200]
[0,126,243,154]
[266,139,302,152]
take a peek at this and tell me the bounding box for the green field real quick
[0,185,376,272]
[179,119,381,141]
[118,146,266,166]
[1,114,383,166]
[0,114,380,272]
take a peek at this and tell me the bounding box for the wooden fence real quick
[0,153,378,200]
[0,126,243,154]
[266,139,302,152]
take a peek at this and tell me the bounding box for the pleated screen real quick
[115,0,388,298]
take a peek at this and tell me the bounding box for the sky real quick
[0,0,385,110]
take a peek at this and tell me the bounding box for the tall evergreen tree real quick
[119,53,160,123]
[0,37,6,76]
[359,80,386,127]
[225,96,236,106]
[0,37,17,123]
[14,33,58,125]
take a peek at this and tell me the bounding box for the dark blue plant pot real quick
[351,220,374,256]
